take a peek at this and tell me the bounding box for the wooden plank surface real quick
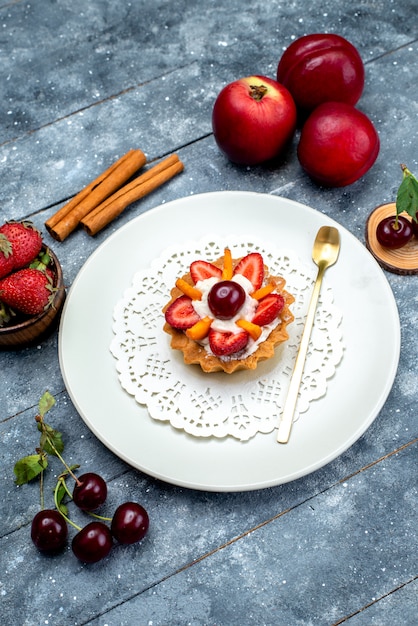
[1,1,417,624]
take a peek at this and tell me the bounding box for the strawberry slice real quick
[234,252,264,290]
[164,295,200,330]
[208,328,249,356]
[252,293,284,326]
[190,260,222,284]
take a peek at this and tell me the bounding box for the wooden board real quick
[365,202,418,274]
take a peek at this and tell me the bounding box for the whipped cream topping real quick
[191,274,280,360]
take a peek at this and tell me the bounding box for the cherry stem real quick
[59,474,74,499]
[88,511,112,522]
[47,436,81,485]
[54,477,82,531]
[37,415,81,486]
[40,467,44,510]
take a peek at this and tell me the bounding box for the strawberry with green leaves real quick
[0,220,43,270]
[0,266,55,315]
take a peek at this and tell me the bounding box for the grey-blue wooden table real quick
[1,1,417,624]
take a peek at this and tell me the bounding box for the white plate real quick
[59,191,400,492]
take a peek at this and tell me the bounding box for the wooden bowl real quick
[0,247,66,349]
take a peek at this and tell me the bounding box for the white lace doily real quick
[110,236,344,441]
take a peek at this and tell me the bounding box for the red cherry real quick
[111,502,150,545]
[376,215,413,249]
[208,280,246,320]
[31,509,68,553]
[72,472,107,511]
[72,522,113,563]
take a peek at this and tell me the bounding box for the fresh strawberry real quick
[208,328,249,356]
[0,233,14,278]
[252,293,284,326]
[190,260,222,284]
[0,268,54,315]
[0,221,43,270]
[164,295,201,330]
[234,252,264,290]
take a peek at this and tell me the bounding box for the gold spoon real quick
[277,226,341,444]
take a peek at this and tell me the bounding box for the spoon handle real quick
[277,263,325,443]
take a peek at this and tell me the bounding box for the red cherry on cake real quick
[208,280,246,320]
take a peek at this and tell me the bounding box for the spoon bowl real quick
[312,225,341,271]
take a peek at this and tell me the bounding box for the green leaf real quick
[37,421,64,456]
[396,165,418,221]
[44,430,64,456]
[59,502,68,516]
[38,391,55,418]
[61,463,80,477]
[14,454,48,485]
[54,465,78,515]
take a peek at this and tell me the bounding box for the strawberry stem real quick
[30,249,51,272]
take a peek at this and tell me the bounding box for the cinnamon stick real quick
[45,149,146,241]
[81,154,184,236]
